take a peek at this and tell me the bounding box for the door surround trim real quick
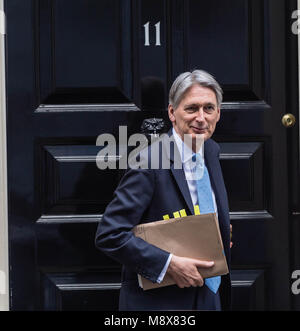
[0,0,9,311]
[298,0,300,155]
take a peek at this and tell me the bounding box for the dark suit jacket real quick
[95,132,231,310]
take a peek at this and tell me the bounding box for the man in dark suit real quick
[95,70,231,311]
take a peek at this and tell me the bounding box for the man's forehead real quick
[183,85,217,100]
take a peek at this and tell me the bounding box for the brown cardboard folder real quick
[132,213,228,290]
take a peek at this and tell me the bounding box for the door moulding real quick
[0,0,9,311]
[298,0,300,159]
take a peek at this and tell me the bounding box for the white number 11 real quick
[143,21,161,46]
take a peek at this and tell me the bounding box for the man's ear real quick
[216,107,221,122]
[168,104,175,123]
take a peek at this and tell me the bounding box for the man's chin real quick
[189,132,208,141]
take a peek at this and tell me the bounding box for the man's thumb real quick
[194,260,214,268]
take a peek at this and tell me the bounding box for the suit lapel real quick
[204,140,222,211]
[170,165,194,215]
[204,141,222,220]
[163,130,194,215]
[205,140,231,257]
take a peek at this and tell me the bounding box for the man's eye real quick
[185,106,197,112]
[204,105,215,112]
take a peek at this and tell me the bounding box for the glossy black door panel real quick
[38,0,137,108]
[187,0,266,102]
[41,271,121,311]
[219,142,265,212]
[189,0,250,86]
[39,144,122,215]
[231,270,266,311]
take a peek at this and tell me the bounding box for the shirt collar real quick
[172,128,200,164]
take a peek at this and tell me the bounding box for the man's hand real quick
[166,255,214,289]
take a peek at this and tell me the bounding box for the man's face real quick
[168,84,220,143]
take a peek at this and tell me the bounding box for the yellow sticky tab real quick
[179,209,187,217]
[163,214,170,220]
[173,211,180,218]
[194,205,200,215]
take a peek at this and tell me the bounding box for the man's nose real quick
[195,108,205,122]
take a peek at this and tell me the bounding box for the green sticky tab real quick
[163,214,170,220]
[173,211,180,218]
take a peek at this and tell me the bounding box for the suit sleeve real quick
[95,167,170,283]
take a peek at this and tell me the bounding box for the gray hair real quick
[169,70,223,109]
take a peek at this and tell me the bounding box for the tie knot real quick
[192,153,202,166]
[190,153,205,180]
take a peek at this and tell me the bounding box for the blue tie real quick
[193,153,221,294]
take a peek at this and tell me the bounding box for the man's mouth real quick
[191,126,207,134]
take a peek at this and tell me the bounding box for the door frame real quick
[0,0,9,311]
[298,0,300,154]
[289,0,300,311]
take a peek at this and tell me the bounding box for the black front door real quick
[5,0,297,310]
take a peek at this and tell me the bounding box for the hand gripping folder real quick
[132,212,229,290]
